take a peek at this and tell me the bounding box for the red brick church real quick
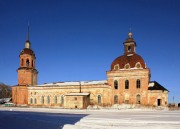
[12,31,168,108]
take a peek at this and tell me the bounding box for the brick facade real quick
[12,40,38,105]
[12,32,169,108]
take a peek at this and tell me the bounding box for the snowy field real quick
[0,107,180,129]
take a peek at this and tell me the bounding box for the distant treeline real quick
[0,83,12,98]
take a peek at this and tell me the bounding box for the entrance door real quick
[136,95,141,104]
[157,99,161,106]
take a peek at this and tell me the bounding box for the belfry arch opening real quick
[26,59,30,67]
[128,46,132,52]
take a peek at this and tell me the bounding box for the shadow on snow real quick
[0,110,87,129]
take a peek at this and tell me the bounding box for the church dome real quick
[20,48,35,57]
[111,53,146,70]
[110,32,146,70]
[20,39,36,57]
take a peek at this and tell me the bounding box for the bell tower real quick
[17,27,38,86]
[123,32,136,55]
[12,25,38,105]
[17,40,38,86]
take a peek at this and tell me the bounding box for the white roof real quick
[65,93,90,96]
[148,82,154,87]
[37,80,107,87]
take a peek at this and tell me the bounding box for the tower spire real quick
[25,22,31,49]
[129,25,132,32]
[27,21,30,41]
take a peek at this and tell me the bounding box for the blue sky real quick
[0,0,180,103]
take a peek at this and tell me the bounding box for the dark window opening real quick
[114,80,118,89]
[136,79,141,88]
[26,59,29,67]
[157,99,161,106]
[128,46,132,52]
[125,80,129,89]
[75,105,77,108]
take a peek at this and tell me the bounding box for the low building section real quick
[28,80,111,108]
[148,81,168,106]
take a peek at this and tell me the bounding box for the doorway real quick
[136,95,141,104]
[157,99,161,106]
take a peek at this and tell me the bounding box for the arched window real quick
[98,95,101,104]
[114,80,118,89]
[136,62,141,68]
[136,95,141,104]
[26,59,29,67]
[47,96,50,104]
[114,95,118,104]
[34,98,37,104]
[41,96,44,104]
[125,80,129,89]
[30,98,33,104]
[136,79,141,88]
[61,96,63,104]
[128,46,131,52]
[21,59,24,66]
[125,64,130,69]
[114,64,119,70]
[54,96,57,104]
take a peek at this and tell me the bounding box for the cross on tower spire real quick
[25,21,31,49]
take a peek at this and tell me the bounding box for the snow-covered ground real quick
[0,107,180,129]
[64,110,180,129]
